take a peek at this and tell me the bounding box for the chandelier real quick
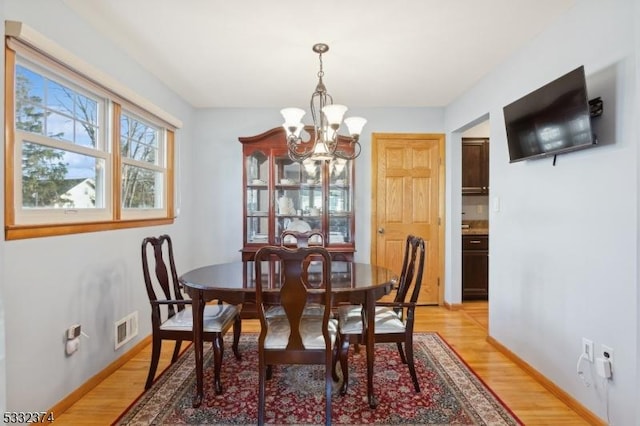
[281,43,367,162]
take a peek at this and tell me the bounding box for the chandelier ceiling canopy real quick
[281,43,366,163]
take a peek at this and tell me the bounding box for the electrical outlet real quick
[602,345,614,365]
[582,338,594,362]
[596,357,612,378]
[65,337,79,355]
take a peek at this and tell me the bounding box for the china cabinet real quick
[239,127,355,261]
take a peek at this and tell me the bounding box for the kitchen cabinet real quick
[462,138,489,194]
[462,235,488,300]
[239,127,355,261]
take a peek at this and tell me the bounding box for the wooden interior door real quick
[371,133,444,305]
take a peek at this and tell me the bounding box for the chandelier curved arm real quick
[333,137,361,161]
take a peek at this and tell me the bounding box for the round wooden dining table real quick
[179,260,397,409]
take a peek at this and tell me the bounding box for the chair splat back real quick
[395,235,423,305]
[280,230,326,248]
[142,234,184,321]
[403,236,426,322]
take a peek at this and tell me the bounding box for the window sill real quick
[5,217,175,240]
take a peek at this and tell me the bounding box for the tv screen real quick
[503,66,596,163]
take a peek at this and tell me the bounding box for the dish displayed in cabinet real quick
[286,218,312,232]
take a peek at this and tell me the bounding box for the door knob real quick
[377,228,385,234]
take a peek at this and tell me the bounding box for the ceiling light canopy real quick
[281,43,366,162]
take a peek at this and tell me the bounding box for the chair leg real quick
[405,337,420,393]
[145,336,162,390]
[232,315,242,360]
[212,334,224,395]
[338,335,350,395]
[266,365,273,380]
[325,358,332,426]
[396,341,407,364]
[171,340,183,363]
[331,335,340,382]
[258,357,267,426]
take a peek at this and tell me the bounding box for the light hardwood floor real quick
[54,302,591,425]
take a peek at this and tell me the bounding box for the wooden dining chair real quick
[254,245,336,426]
[141,235,241,392]
[333,234,426,395]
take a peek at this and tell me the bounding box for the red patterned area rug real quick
[115,333,521,425]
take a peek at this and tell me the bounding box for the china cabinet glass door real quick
[246,151,269,244]
[328,158,352,244]
[274,157,323,245]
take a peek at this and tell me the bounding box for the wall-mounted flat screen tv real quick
[503,66,596,163]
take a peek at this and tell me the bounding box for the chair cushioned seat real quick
[264,303,326,319]
[337,305,405,334]
[161,304,238,332]
[265,317,338,349]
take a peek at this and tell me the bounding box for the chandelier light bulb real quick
[332,158,347,176]
[281,107,306,124]
[322,104,348,126]
[281,108,305,138]
[303,159,318,176]
[344,116,367,137]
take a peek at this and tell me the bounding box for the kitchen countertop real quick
[462,228,489,235]
[462,220,489,235]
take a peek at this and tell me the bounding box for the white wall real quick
[1,0,196,412]
[445,0,638,423]
[635,0,640,423]
[189,107,445,268]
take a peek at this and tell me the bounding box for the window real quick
[5,36,176,240]
[120,111,166,217]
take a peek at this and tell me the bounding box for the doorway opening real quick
[460,118,490,329]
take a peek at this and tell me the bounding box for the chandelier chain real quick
[317,52,324,79]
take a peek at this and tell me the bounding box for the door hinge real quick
[437,277,440,287]
[438,217,441,225]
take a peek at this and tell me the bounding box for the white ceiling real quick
[62,0,575,109]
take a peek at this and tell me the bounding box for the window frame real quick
[4,39,176,240]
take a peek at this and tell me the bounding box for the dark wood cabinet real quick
[462,235,488,300]
[238,127,355,261]
[462,138,489,195]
